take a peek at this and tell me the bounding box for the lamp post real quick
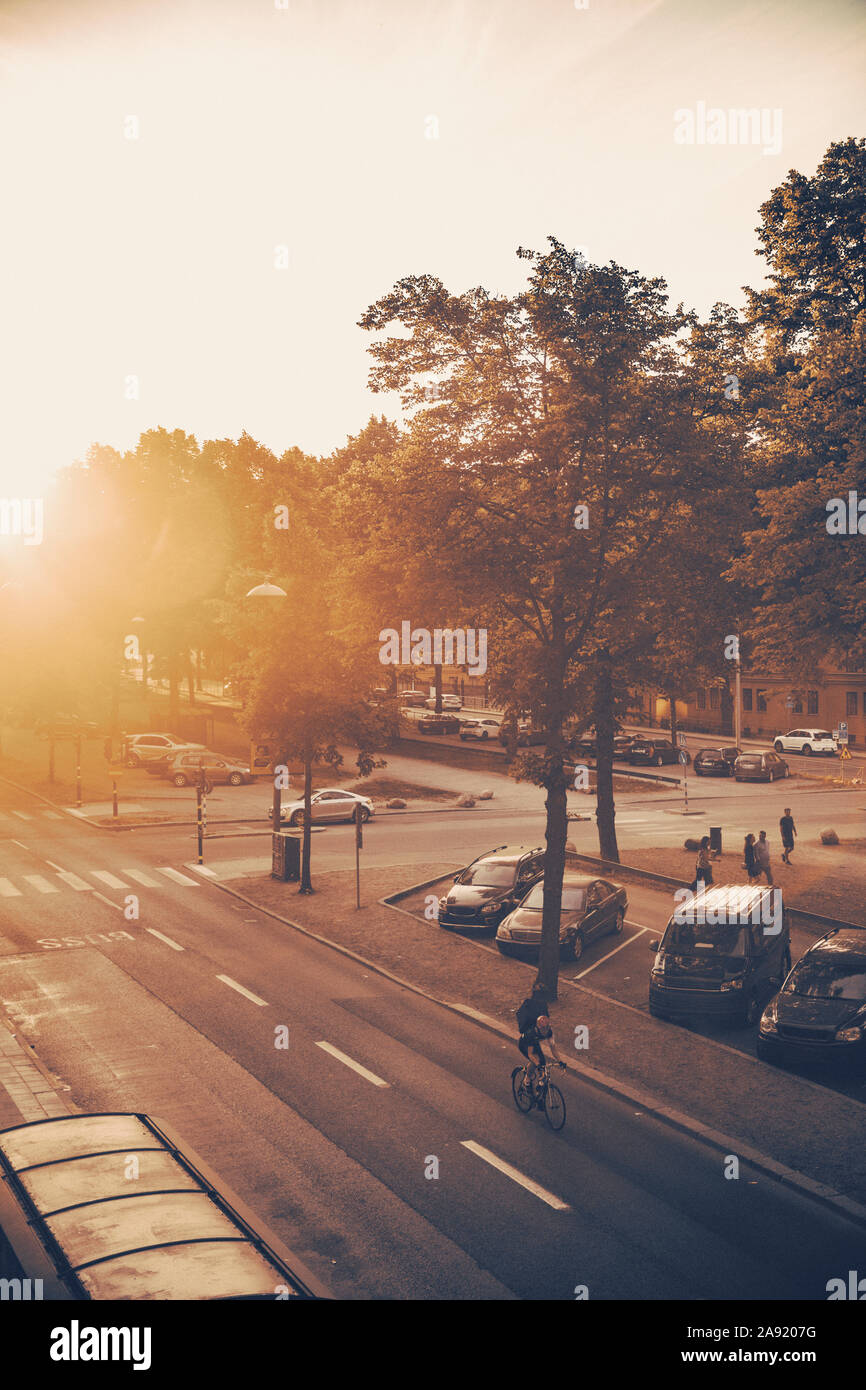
[245,581,288,833]
[735,648,742,748]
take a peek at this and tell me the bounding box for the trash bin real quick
[271,832,301,882]
[709,826,722,856]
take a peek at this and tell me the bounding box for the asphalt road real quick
[0,784,863,1299]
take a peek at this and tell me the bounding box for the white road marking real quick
[157,867,200,887]
[42,811,62,819]
[0,879,22,897]
[55,871,92,892]
[92,891,123,913]
[90,870,128,890]
[146,928,184,952]
[11,841,29,850]
[573,925,650,979]
[188,864,218,877]
[460,1141,571,1211]
[216,974,268,1007]
[23,875,60,894]
[315,1040,389,1087]
[11,811,32,820]
[122,868,160,887]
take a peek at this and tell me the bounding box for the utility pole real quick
[734,649,742,748]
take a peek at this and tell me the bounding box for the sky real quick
[0,0,864,496]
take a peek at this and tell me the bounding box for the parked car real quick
[166,752,253,787]
[496,873,627,961]
[438,845,545,930]
[424,694,462,710]
[280,789,374,826]
[459,718,501,741]
[124,733,205,768]
[693,746,741,777]
[497,718,546,747]
[398,690,428,707]
[773,728,837,757]
[570,731,635,759]
[757,927,866,1071]
[648,885,791,1027]
[733,750,789,782]
[627,738,687,766]
[417,713,461,734]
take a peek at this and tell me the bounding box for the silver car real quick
[124,733,205,768]
[280,788,374,827]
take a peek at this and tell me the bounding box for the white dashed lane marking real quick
[460,1141,571,1211]
[216,974,268,1007]
[315,1041,389,1088]
[11,811,32,820]
[146,928,184,952]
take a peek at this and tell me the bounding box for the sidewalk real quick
[224,861,866,1211]
[0,1014,76,1130]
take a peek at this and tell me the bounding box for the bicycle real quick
[511,1060,567,1131]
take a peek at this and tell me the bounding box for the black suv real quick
[628,738,686,766]
[693,746,740,777]
[438,845,545,930]
[758,927,866,1071]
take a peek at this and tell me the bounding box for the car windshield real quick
[786,957,866,1001]
[520,883,586,912]
[814,731,832,740]
[458,863,515,887]
[702,749,722,758]
[665,922,748,958]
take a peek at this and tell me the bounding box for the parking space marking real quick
[315,1040,389,1087]
[216,974,268,1007]
[573,925,649,979]
[146,928,184,952]
[460,1141,570,1211]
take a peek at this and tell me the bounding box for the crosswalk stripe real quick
[0,879,22,897]
[122,868,160,887]
[157,867,200,887]
[188,864,218,877]
[90,871,128,890]
[55,871,92,892]
[42,811,63,820]
[23,875,60,894]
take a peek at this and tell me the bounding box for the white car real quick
[424,694,462,710]
[773,728,837,757]
[459,718,501,741]
[279,789,374,826]
[124,733,205,767]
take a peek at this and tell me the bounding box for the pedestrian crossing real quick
[0,865,201,901]
[0,809,65,824]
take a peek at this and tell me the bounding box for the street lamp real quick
[244,581,287,830]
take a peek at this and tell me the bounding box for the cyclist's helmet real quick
[535,1015,552,1036]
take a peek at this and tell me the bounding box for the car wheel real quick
[611,909,624,935]
[694,767,703,777]
[655,754,664,766]
[774,741,783,753]
[802,744,812,756]
[481,730,488,740]
[734,774,742,782]
[289,810,304,827]
[565,932,583,962]
[228,773,244,786]
[172,774,188,787]
[125,755,141,768]
[741,993,761,1027]
[360,807,371,822]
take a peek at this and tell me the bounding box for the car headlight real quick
[438,897,449,910]
[498,918,512,938]
[651,965,665,981]
[835,1026,862,1043]
[759,1010,778,1035]
[481,902,500,915]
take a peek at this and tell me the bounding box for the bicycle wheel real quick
[543,1083,566,1131]
[511,1066,533,1113]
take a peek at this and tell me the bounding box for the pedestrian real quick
[690,836,713,894]
[743,833,759,883]
[754,829,773,885]
[780,807,797,864]
[516,982,550,1034]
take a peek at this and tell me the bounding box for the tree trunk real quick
[668,691,679,745]
[169,656,180,728]
[594,654,620,863]
[537,622,568,1001]
[434,663,443,713]
[186,652,196,707]
[299,748,314,894]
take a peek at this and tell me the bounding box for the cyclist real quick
[518,1013,565,1103]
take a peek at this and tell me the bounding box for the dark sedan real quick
[628,738,687,767]
[569,732,635,760]
[496,872,627,961]
[417,713,461,734]
[758,928,866,1072]
[693,746,741,777]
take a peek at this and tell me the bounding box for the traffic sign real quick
[678,750,689,765]
[840,746,852,760]
[677,732,687,747]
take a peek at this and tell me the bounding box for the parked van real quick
[648,885,791,1027]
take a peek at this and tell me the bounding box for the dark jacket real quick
[744,840,756,874]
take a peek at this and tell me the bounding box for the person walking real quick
[690,836,713,894]
[743,833,759,883]
[754,829,773,885]
[780,807,797,864]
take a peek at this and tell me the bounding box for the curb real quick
[197,868,866,1234]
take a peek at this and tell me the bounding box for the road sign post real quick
[75,735,82,807]
[196,786,205,864]
[678,742,690,812]
[354,802,363,909]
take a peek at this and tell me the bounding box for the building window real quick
[847,691,858,716]
[791,695,803,714]
[757,691,767,712]
[807,690,818,715]
[696,689,706,710]
[709,688,719,710]
[742,688,752,711]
